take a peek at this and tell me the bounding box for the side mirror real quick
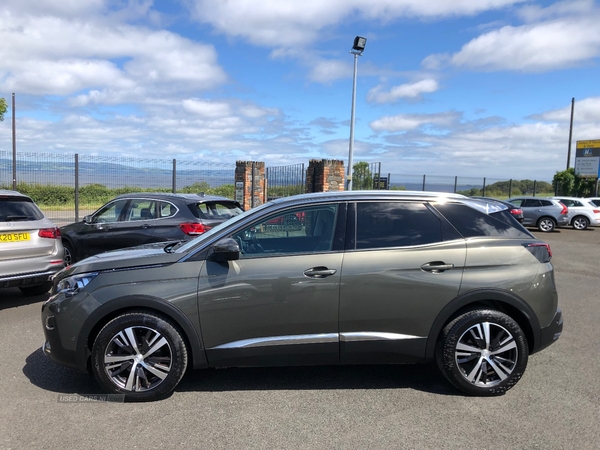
[210,238,240,262]
[83,215,92,224]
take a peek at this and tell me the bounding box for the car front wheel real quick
[572,216,589,230]
[537,217,556,232]
[436,309,529,396]
[91,311,188,402]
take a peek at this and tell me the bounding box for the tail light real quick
[559,203,568,215]
[179,222,212,235]
[39,228,61,239]
[510,208,523,216]
[523,242,552,263]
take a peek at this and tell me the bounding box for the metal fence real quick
[266,163,305,200]
[1,150,561,226]
[0,151,235,225]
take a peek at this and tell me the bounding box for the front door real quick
[198,203,345,367]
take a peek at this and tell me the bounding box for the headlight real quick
[56,272,99,296]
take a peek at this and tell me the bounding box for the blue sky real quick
[1,0,600,181]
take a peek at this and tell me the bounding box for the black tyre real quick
[537,217,556,232]
[63,241,75,266]
[91,312,188,402]
[436,309,529,396]
[572,216,589,230]
[19,281,52,296]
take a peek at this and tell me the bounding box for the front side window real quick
[356,202,443,249]
[232,205,338,256]
[93,199,129,223]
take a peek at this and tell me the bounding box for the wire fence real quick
[1,150,561,226]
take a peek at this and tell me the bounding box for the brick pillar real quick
[305,159,345,193]
[235,161,266,210]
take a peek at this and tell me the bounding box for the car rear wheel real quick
[436,309,529,396]
[572,216,589,230]
[537,217,556,232]
[91,312,188,402]
[63,241,75,266]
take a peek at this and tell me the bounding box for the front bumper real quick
[535,308,563,353]
[41,290,102,372]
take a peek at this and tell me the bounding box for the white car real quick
[0,190,65,296]
[586,197,600,208]
[552,196,600,230]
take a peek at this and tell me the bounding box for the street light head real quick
[352,36,367,54]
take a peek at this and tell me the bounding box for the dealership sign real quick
[575,140,600,178]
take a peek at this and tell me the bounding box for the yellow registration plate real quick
[0,232,31,243]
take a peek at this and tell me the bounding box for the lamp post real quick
[346,36,366,191]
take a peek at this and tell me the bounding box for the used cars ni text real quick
[60,192,243,265]
[1,190,64,296]
[42,191,563,401]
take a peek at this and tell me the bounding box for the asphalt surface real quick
[1,227,599,449]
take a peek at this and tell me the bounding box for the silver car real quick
[42,191,562,401]
[507,196,570,232]
[552,196,600,230]
[0,190,64,296]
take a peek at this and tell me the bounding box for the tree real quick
[352,162,373,190]
[553,169,575,196]
[0,97,7,122]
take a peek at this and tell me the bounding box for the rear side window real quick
[192,202,243,220]
[434,203,532,238]
[356,202,443,249]
[540,200,553,207]
[0,197,44,221]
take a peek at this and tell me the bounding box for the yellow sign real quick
[576,140,600,148]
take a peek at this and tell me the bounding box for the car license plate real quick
[0,232,31,242]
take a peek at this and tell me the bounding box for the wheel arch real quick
[76,295,208,372]
[425,289,541,360]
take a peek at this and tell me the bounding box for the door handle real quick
[303,267,337,278]
[421,262,454,273]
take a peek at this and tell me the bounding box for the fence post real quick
[74,153,79,222]
[454,176,458,193]
[172,159,176,193]
[508,179,512,198]
[422,174,426,191]
[482,177,486,197]
[533,180,537,196]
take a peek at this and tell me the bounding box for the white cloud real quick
[367,79,439,103]
[0,10,227,98]
[186,0,524,48]
[370,111,461,132]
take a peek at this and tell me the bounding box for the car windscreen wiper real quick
[5,215,30,221]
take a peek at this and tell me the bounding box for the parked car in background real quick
[60,192,243,265]
[551,196,600,230]
[42,191,562,401]
[470,196,524,223]
[0,190,64,296]
[586,197,600,208]
[507,196,569,232]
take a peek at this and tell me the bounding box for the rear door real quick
[339,201,466,364]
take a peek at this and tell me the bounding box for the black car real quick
[61,193,243,264]
[471,196,524,223]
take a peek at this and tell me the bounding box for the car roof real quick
[113,192,237,202]
[268,190,466,205]
[0,189,32,200]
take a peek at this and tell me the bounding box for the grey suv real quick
[41,191,562,401]
[1,190,64,296]
[507,196,569,232]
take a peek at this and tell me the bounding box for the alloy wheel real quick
[454,322,518,387]
[103,326,173,392]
